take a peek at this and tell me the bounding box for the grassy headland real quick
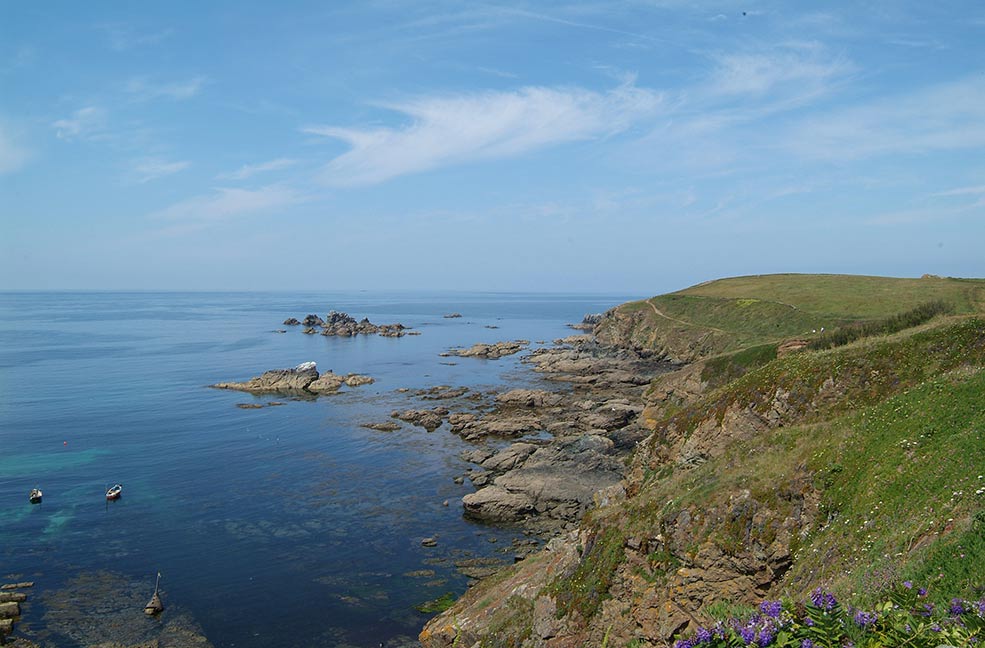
[422,273,985,648]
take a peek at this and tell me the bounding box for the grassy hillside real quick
[423,275,985,648]
[597,274,985,362]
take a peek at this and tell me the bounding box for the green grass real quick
[679,274,985,318]
[700,343,778,390]
[664,316,985,439]
[601,274,985,363]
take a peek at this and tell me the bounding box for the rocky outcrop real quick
[391,407,449,432]
[494,389,565,408]
[211,362,372,396]
[283,310,411,337]
[443,313,463,318]
[567,312,604,331]
[446,340,529,359]
[461,435,624,533]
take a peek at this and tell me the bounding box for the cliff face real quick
[422,309,985,648]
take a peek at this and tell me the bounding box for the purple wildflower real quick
[760,600,783,619]
[931,623,942,632]
[951,598,966,615]
[918,587,928,597]
[975,598,985,616]
[809,587,837,611]
[739,625,756,645]
[903,581,913,589]
[800,641,814,648]
[757,627,776,646]
[853,609,877,629]
[804,617,815,627]
[674,639,694,648]
[920,603,935,617]
[695,627,713,643]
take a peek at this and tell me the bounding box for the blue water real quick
[0,291,636,647]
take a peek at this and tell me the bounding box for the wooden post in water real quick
[144,572,163,615]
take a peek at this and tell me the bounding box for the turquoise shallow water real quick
[0,291,636,647]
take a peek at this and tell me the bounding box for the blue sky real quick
[2,1,984,292]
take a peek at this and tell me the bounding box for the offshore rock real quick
[449,340,529,359]
[211,363,372,396]
[211,362,319,393]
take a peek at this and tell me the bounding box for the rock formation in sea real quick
[210,361,373,395]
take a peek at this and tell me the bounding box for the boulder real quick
[283,317,301,326]
[0,601,18,619]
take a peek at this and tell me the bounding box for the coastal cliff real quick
[421,274,985,647]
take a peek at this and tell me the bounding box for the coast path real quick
[645,298,727,333]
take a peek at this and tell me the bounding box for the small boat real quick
[29,488,43,504]
[106,484,123,500]
[144,572,164,615]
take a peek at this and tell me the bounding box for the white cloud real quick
[707,46,853,97]
[148,185,304,230]
[133,158,190,183]
[217,158,298,181]
[125,76,206,101]
[934,184,985,197]
[51,106,107,141]
[101,24,173,51]
[787,75,985,160]
[0,123,29,174]
[305,80,662,186]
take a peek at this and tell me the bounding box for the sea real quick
[0,291,638,648]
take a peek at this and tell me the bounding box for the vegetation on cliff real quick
[421,274,985,648]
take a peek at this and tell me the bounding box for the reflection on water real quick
[0,291,636,647]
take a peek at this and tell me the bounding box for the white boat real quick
[106,484,123,500]
[29,488,43,504]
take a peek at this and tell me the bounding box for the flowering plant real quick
[673,583,984,648]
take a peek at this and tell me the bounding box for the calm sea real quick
[0,291,636,647]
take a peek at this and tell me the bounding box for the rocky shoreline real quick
[361,332,672,539]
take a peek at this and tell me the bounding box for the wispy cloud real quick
[101,24,173,51]
[125,76,207,101]
[51,106,107,141]
[707,45,853,97]
[132,158,190,183]
[305,80,662,186]
[147,184,304,233]
[787,75,985,160]
[0,122,29,174]
[934,184,985,197]
[217,158,298,181]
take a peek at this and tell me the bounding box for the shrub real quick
[807,301,952,351]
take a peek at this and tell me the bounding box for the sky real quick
[1,1,984,293]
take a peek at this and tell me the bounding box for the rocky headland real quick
[420,275,985,648]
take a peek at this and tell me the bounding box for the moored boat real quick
[29,488,43,504]
[106,484,123,500]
